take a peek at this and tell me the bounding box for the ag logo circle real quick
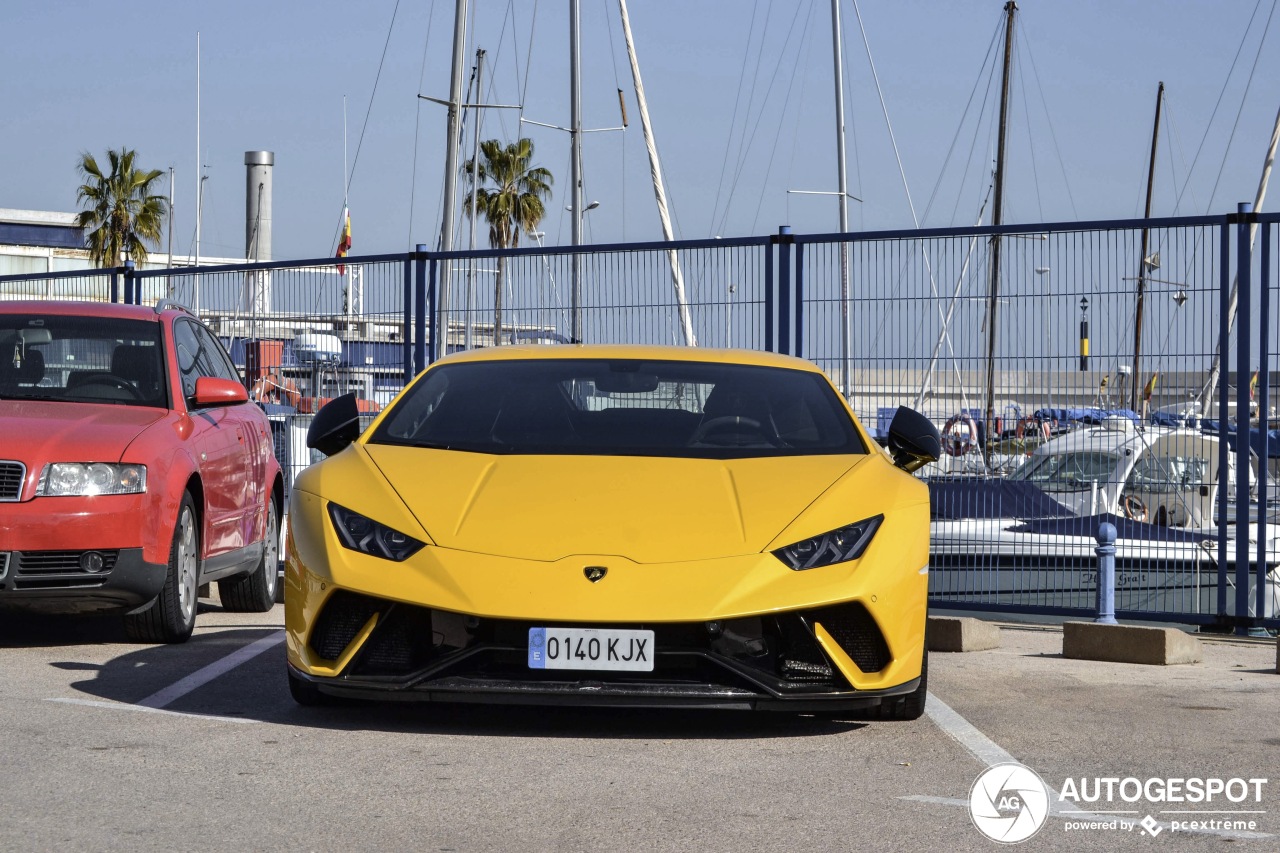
[968,763,1050,844]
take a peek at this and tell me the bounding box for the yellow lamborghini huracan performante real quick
[285,346,940,717]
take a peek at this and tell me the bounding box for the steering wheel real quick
[1122,494,1148,523]
[74,375,143,400]
[690,415,772,445]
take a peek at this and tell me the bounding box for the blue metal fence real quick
[2,211,1276,632]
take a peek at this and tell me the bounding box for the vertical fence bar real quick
[402,253,414,386]
[1235,203,1253,635]
[110,268,120,304]
[778,226,792,355]
[1257,221,1271,625]
[124,261,136,304]
[765,240,775,353]
[1218,220,1231,622]
[416,247,429,371]
[794,242,806,359]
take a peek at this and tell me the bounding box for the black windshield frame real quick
[370,358,867,459]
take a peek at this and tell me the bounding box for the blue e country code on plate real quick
[528,627,655,671]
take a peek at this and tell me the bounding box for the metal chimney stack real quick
[244,151,273,261]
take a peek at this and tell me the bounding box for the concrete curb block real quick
[927,616,1001,652]
[1063,621,1202,665]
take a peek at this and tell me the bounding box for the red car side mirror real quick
[192,376,250,407]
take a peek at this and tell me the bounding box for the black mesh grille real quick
[351,605,436,675]
[0,461,24,501]
[12,551,120,591]
[810,601,892,673]
[308,590,386,660]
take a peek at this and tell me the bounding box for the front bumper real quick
[0,547,167,614]
[286,590,923,711]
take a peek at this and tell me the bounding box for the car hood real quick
[362,446,863,563]
[0,400,167,464]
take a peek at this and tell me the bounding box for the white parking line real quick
[137,630,285,709]
[44,629,286,724]
[913,691,1273,841]
[46,697,258,725]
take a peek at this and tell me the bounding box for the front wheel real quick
[219,491,279,613]
[873,649,928,721]
[124,493,200,643]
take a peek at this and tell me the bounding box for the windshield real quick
[0,314,167,407]
[1007,450,1121,493]
[371,358,866,458]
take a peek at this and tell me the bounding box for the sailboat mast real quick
[830,0,851,393]
[983,0,1016,468]
[617,0,696,347]
[569,0,585,342]
[436,0,470,350]
[1130,82,1164,412]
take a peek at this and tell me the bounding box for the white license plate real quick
[527,627,654,672]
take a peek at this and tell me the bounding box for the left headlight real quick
[37,463,147,496]
[773,515,883,571]
[328,503,426,562]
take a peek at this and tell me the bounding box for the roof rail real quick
[153,299,194,316]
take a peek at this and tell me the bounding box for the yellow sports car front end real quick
[285,345,939,716]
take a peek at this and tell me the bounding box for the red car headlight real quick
[37,463,147,496]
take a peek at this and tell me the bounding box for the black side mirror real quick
[886,406,941,473]
[307,393,362,457]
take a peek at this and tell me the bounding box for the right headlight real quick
[327,503,425,562]
[37,463,147,496]
[772,515,883,571]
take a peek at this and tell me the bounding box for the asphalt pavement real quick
[0,599,1276,852]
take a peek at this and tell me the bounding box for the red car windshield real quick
[0,314,167,407]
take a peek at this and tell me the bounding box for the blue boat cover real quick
[929,479,1074,520]
[1005,512,1219,543]
[1033,407,1141,425]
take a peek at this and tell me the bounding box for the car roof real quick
[0,299,180,322]
[435,344,828,373]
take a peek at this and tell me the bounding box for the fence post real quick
[414,245,428,373]
[1094,522,1118,624]
[1257,222,1272,627]
[402,252,414,386]
[777,226,793,355]
[123,260,136,305]
[110,267,120,304]
[794,241,805,359]
[1235,202,1254,636]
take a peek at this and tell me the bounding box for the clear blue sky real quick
[3,1,1277,261]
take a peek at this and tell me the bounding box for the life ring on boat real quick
[251,372,300,407]
[941,413,979,457]
[1015,417,1050,441]
[1121,494,1148,523]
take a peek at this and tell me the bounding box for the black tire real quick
[288,668,339,707]
[124,493,200,644]
[219,491,279,613]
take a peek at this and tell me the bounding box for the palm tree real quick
[75,148,168,268]
[462,137,553,344]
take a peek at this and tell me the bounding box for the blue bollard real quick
[1094,522,1118,625]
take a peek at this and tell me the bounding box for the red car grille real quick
[12,550,120,589]
[0,461,24,501]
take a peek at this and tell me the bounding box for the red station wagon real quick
[0,300,283,642]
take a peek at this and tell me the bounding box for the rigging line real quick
[487,0,516,142]
[1018,20,1078,220]
[710,0,764,237]
[746,0,816,235]
[1170,0,1268,215]
[718,2,799,237]
[520,0,540,124]
[408,0,440,248]
[719,2,809,237]
[1015,42,1046,223]
[1204,0,1276,211]
[931,22,1002,228]
[333,0,403,254]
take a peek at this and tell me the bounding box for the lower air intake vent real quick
[810,601,892,673]
[308,590,386,661]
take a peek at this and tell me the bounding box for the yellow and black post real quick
[1079,296,1090,372]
